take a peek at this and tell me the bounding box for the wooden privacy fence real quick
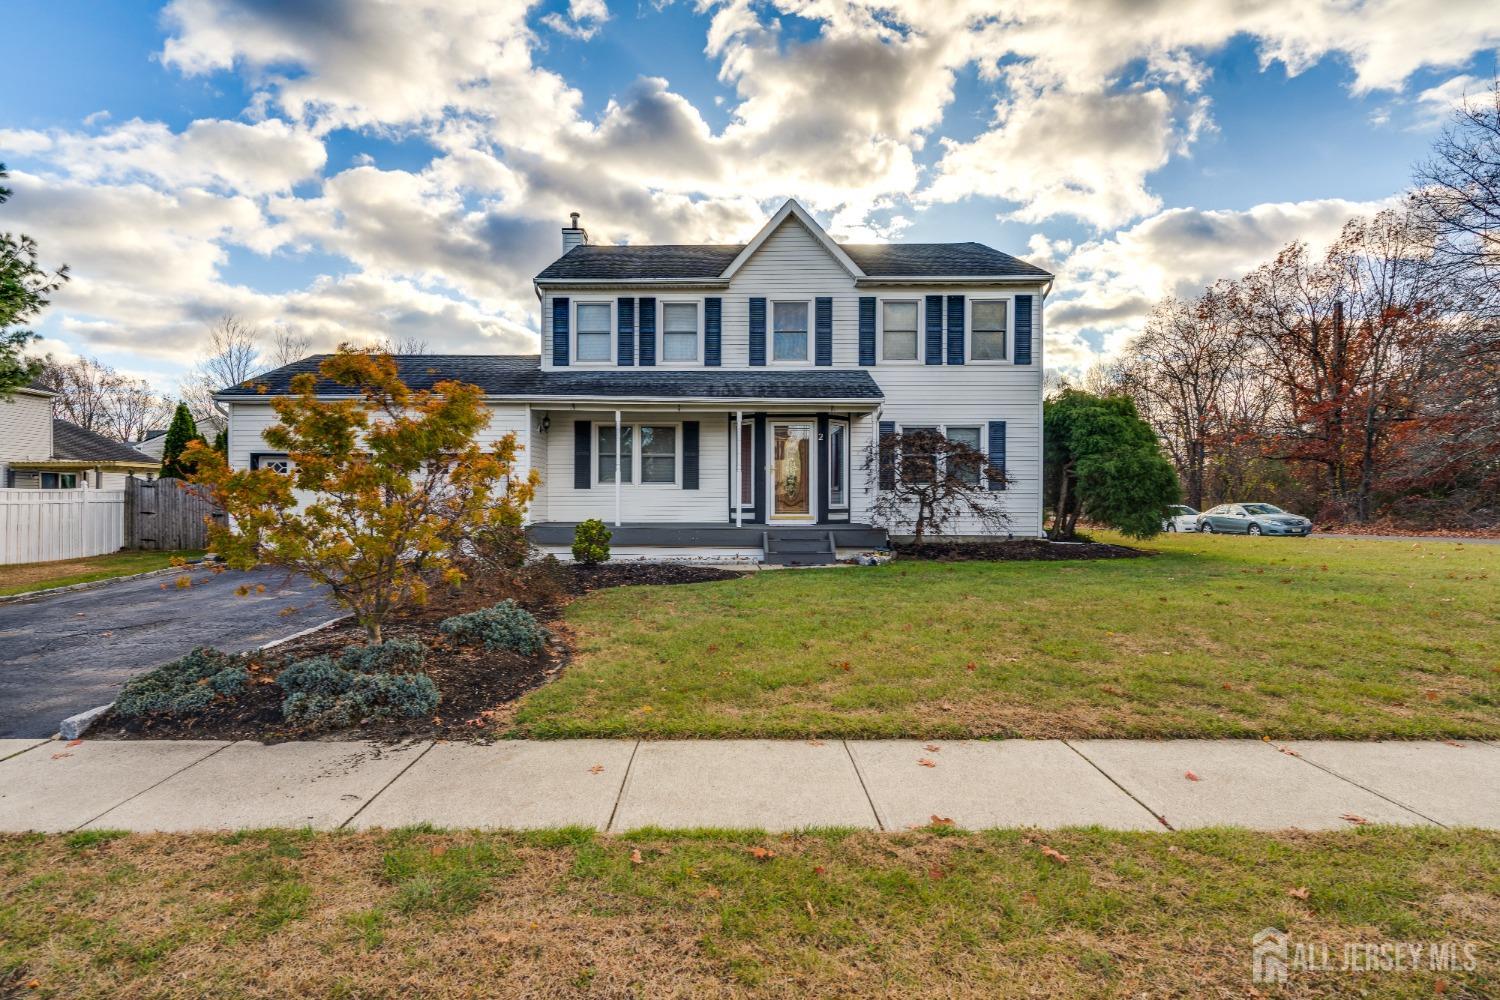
[0,488,125,565]
[124,476,225,551]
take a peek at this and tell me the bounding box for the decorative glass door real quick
[770,422,814,520]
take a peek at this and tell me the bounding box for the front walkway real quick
[2,737,1495,834]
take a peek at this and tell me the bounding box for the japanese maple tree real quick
[188,348,538,642]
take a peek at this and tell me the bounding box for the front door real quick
[770,421,815,522]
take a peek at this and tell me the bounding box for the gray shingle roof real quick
[534,240,1050,281]
[52,420,155,464]
[218,355,883,401]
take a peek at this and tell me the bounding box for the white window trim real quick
[894,422,992,489]
[656,297,705,367]
[876,298,922,365]
[572,299,617,367]
[965,295,1013,364]
[769,298,813,365]
[592,420,683,488]
[827,418,850,509]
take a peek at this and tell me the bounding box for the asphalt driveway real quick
[0,565,339,738]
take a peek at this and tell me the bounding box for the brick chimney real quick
[562,211,588,253]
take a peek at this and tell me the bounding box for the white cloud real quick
[1044,196,1397,367]
[541,0,610,40]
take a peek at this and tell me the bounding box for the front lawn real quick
[1,828,1493,997]
[512,534,1500,739]
[0,550,204,597]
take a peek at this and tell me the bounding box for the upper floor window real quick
[881,300,919,361]
[772,301,808,361]
[662,302,700,363]
[576,302,612,362]
[971,300,1008,361]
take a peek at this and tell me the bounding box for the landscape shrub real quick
[115,647,252,717]
[276,640,438,729]
[571,519,611,565]
[438,600,548,655]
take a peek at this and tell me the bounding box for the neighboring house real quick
[216,199,1051,562]
[132,415,225,462]
[0,386,158,488]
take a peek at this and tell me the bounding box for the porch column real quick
[614,408,622,527]
[735,410,744,528]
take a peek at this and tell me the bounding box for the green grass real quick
[511,533,1500,739]
[0,550,204,597]
[0,828,1494,997]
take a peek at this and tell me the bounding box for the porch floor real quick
[526,521,888,550]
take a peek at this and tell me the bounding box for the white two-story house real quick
[217,200,1050,562]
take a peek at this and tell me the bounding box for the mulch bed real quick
[94,561,747,743]
[894,538,1146,562]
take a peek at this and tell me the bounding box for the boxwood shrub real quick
[438,600,548,655]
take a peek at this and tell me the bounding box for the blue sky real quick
[2,0,1497,390]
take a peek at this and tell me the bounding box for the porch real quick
[526,521,888,565]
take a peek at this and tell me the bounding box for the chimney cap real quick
[568,211,581,229]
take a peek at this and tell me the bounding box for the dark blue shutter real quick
[617,298,635,366]
[1014,295,1033,365]
[638,297,656,366]
[987,420,1007,491]
[878,420,896,490]
[552,297,570,367]
[574,419,591,489]
[682,421,699,489]
[924,295,943,365]
[704,298,722,367]
[858,296,876,366]
[945,295,965,365]
[814,297,832,366]
[748,297,767,366]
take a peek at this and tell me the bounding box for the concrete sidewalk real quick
[1,736,1495,834]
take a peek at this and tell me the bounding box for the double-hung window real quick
[971,300,1008,361]
[662,303,700,362]
[946,426,983,485]
[901,426,939,484]
[598,425,632,483]
[881,301,919,361]
[576,302,612,362]
[772,301,808,361]
[598,423,678,485]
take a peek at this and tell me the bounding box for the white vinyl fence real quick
[0,488,125,565]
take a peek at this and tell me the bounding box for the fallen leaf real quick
[1037,845,1069,864]
[1341,813,1369,826]
[1434,978,1447,995]
[927,866,946,881]
[929,814,954,827]
[630,849,644,865]
[588,764,604,775]
[1424,690,1440,702]
[923,744,941,753]
[917,758,936,768]
[66,739,83,747]
[749,846,775,861]
[812,865,826,876]
[1442,740,1464,748]
[1184,771,1201,782]
[1287,886,1310,900]
[806,739,826,747]
[50,752,72,760]
[964,661,976,672]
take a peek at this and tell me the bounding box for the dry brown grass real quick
[2,827,1497,998]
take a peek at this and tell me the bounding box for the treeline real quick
[1094,84,1500,528]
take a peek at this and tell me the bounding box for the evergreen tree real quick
[160,402,204,480]
[1,163,69,394]
[1045,389,1180,540]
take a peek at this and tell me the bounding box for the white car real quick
[1163,504,1200,532]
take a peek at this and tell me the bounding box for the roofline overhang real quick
[6,386,55,399]
[534,277,731,288]
[853,274,1053,286]
[217,392,881,408]
[16,459,157,470]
